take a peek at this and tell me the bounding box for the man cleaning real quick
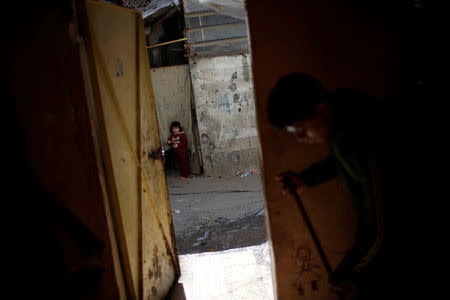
[268,73,389,299]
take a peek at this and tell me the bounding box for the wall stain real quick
[231,151,240,165]
[243,95,249,106]
[199,112,221,139]
[200,110,207,122]
[229,83,237,91]
[241,55,250,81]
[147,147,162,160]
[115,59,124,77]
[214,152,225,163]
[150,245,162,280]
[204,155,212,165]
[148,269,153,280]
[223,93,231,114]
[233,94,240,103]
[232,71,238,80]
[165,243,172,257]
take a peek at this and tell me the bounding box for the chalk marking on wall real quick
[223,93,231,114]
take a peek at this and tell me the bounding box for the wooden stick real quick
[289,187,332,277]
[147,37,187,48]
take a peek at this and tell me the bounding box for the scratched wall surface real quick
[189,54,260,177]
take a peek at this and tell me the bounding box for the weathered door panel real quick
[82,1,179,298]
[138,11,181,299]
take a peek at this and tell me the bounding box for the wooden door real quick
[81,1,179,298]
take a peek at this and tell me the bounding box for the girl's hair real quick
[170,121,182,132]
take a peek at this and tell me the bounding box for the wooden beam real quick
[147,37,188,48]
[186,22,246,33]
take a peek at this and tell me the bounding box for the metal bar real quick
[147,37,187,48]
[188,36,247,48]
[186,22,246,33]
[185,10,217,18]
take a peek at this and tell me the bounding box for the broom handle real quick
[290,187,332,277]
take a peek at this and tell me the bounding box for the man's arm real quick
[299,156,338,187]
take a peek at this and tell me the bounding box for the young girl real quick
[167,121,189,179]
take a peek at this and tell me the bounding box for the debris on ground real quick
[167,175,266,254]
[235,169,261,178]
[180,209,266,254]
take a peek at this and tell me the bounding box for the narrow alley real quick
[167,175,267,254]
[166,174,273,300]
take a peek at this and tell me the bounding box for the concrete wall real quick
[189,54,260,177]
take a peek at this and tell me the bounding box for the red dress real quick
[168,132,189,178]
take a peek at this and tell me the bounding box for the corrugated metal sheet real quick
[141,0,179,19]
[183,0,249,57]
[184,0,246,19]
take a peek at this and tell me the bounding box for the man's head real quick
[268,73,331,144]
[171,121,181,134]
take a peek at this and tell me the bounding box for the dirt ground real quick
[166,175,267,254]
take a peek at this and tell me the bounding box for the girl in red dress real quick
[167,121,189,179]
